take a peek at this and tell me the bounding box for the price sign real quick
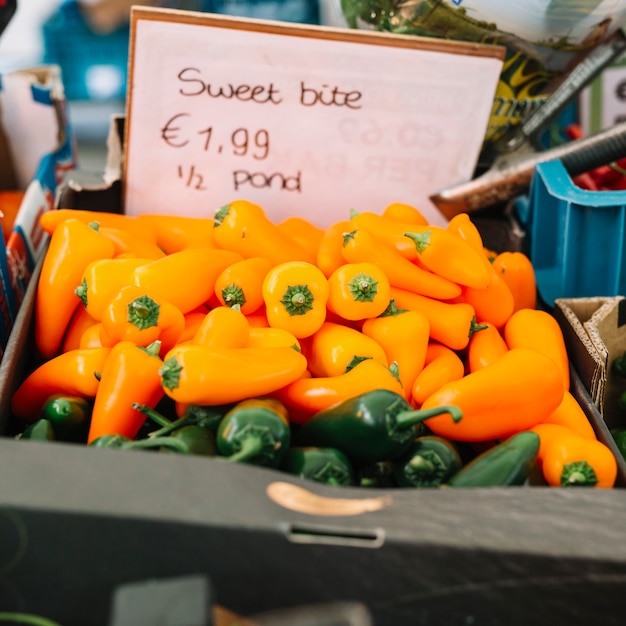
[124,7,504,226]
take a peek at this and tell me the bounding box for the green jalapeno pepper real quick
[281,446,354,486]
[166,425,217,456]
[393,435,463,488]
[612,350,626,378]
[39,393,91,441]
[179,403,235,433]
[17,419,55,442]
[611,427,626,461]
[294,389,462,464]
[446,431,540,487]
[356,460,396,488]
[216,398,291,467]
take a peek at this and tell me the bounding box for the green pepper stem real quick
[223,435,265,463]
[124,436,190,454]
[561,460,598,487]
[132,403,172,429]
[0,613,64,626]
[395,404,463,429]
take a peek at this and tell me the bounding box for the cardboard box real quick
[0,65,76,356]
[3,117,626,625]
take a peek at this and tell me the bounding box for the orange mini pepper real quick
[342,229,462,301]
[491,251,537,313]
[99,285,185,354]
[62,305,99,353]
[276,216,325,258]
[132,247,243,314]
[75,257,151,321]
[159,344,308,405]
[326,261,391,321]
[411,342,465,407]
[390,287,486,351]
[530,423,617,488]
[87,340,165,443]
[134,213,216,253]
[539,390,597,440]
[11,346,112,421]
[381,202,428,226]
[262,261,329,339]
[361,299,430,399]
[192,305,250,349]
[404,226,491,289]
[214,256,272,314]
[36,218,116,359]
[504,308,570,390]
[316,219,351,278]
[97,225,166,260]
[306,321,388,378]
[421,348,565,442]
[273,358,404,425]
[40,209,157,244]
[80,323,106,349]
[246,326,301,352]
[466,321,509,373]
[213,200,314,265]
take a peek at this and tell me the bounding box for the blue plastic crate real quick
[515,158,626,306]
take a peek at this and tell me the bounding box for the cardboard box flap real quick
[553,297,610,408]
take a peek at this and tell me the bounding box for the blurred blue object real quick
[41,0,320,102]
[42,1,130,102]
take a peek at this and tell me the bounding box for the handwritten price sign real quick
[124,8,504,226]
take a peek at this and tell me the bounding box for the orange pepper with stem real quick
[411,342,465,407]
[213,200,314,265]
[40,209,156,243]
[342,229,462,301]
[539,391,597,440]
[361,299,430,399]
[421,347,565,442]
[404,226,491,289]
[99,284,185,354]
[262,261,329,339]
[348,210,421,260]
[530,423,617,488]
[491,251,537,312]
[316,219,351,278]
[36,218,116,359]
[134,214,216,253]
[75,257,151,321]
[466,321,508,373]
[504,308,570,390]
[272,358,404,425]
[11,346,112,421]
[390,286,486,351]
[381,202,428,225]
[277,216,325,258]
[213,256,272,314]
[87,340,165,443]
[192,305,250,349]
[306,321,388,378]
[159,344,308,405]
[326,261,391,321]
[132,247,243,314]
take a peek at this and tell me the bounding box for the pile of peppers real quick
[9,201,620,488]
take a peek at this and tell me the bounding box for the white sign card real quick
[124,7,505,227]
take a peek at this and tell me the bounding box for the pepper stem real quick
[394,405,463,429]
[561,460,599,487]
[223,434,265,463]
[0,613,64,626]
[132,403,173,429]
[404,230,430,254]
